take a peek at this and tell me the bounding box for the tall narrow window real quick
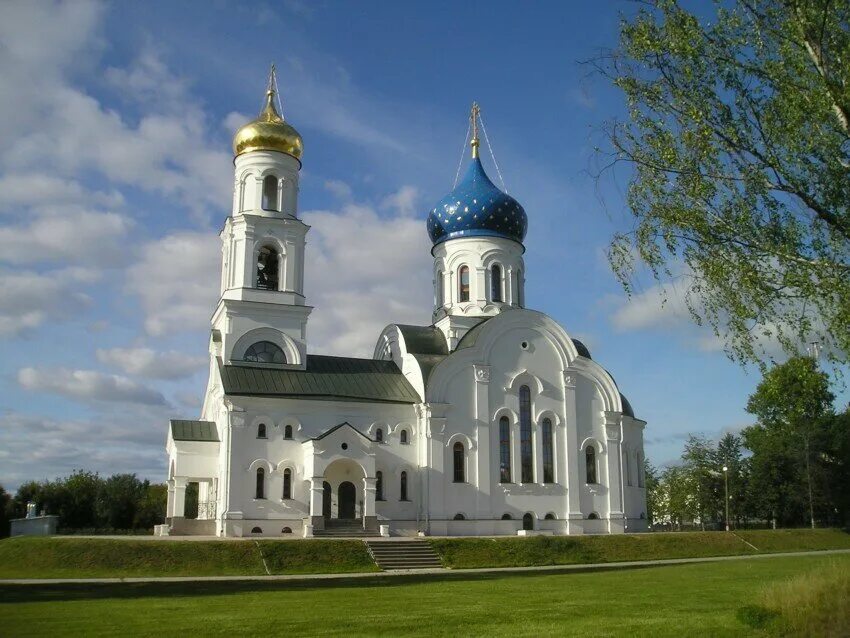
[284,425,293,439]
[262,175,279,211]
[491,264,503,302]
[638,453,645,488]
[257,423,267,439]
[282,468,292,499]
[435,271,443,307]
[256,246,280,290]
[400,471,408,501]
[542,418,554,483]
[626,451,633,486]
[255,467,265,499]
[522,513,534,531]
[458,265,470,302]
[400,429,408,445]
[499,416,511,483]
[376,471,384,501]
[375,428,383,443]
[586,446,597,484]
[453,442,465,483]
[519,385,534,483]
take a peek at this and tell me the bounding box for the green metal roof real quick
[220,355,421,404]
[455,318,491,350]
[396,324,448,355]
[170,420,219,442]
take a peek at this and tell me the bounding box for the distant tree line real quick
[0,472,167,537]
[646,357,850,530]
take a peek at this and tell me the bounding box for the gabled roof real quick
[220,355,420,404]
[309,421,372,442]
[170,420,219,442]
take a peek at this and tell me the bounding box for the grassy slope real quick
[429,528,850,569]
[0,538,376,579]
[1,554,846,637]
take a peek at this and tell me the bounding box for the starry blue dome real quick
[427,157,527,246]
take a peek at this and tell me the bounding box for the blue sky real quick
[1,0,841,490]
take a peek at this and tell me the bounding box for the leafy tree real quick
[682,434,722,529]
[717,432,748,527]
[0,485,11,537]
[598,0,850,366]
[745,356,835,527]
[96,474,146,530]
[644,460,662,525]
[134,483,167,530]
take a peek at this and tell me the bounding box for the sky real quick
[0,0,842,491]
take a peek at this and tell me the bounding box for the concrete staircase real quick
[313,519,377,538]
[366,540,443,570]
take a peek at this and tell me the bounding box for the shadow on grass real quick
[0,563,669,604]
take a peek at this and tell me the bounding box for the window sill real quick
[399,499,412,503]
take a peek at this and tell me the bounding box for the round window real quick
[521,341,529,349]
[341,442,348,451]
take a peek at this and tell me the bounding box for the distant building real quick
[164,75,647,537]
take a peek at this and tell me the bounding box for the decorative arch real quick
[445,432,475,451]
[247,458,274,473]
[231,327,300,366]
[544,512,557,520]
[280,418,302,437]
[580,437,605,454]
[504,369,545,396]
[491,406,519,424]
[535,409,562,428]
[275,459,298,474]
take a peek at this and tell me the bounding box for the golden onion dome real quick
[232,88,303,161]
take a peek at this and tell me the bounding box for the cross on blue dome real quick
[426,106,527,247]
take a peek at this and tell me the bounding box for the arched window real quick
[262,175,279,211]
[251,526,263,534]
[522,513,534,531]
[626,450,633,487]
[453,442,465,483]
[491,264,503,302]
[257,423,267,439]
[453,513,465,520]
[255,468,265,499]
[458,265,470,302]
[256,245,280,290]
[282,526,292,534]
[587,512,599,520]
[400,429,408,445]
[544,512,556,520]
[284,424,293,439]
[282,468,292,499]
[638,453,645,488]
[501,513,512,520]
[585,446,597,484]
[519,385,534,483]
[375,428,383,443]
[244,341,286,364]
[375,471,384,501]
[542,418,554,483]
[400,471,408,501]
[499,416,511,483]
[435,271,443,306]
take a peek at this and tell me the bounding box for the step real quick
[365,540,443,571]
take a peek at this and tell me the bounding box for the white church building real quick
[164,79,648,538]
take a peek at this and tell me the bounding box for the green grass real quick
[0,554,846,636]
[0,538,376,579]
[429,528,850,569]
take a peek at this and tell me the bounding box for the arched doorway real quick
[322,482,331,519]
[338,481,356,519]
[522,513,534,531]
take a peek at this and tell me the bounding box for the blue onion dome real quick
[427,153,527,246]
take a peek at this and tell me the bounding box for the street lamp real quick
[722,465,730,532]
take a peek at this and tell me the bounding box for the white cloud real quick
[0,174,124,212]
[0,209,134,266]
[0,268,93,337]
[303,201,432,356]
[18,366,168,406]
[0,409,168,490]
[610,279,694,333]
[324,179,353,200]
[381,185,419,217]
[97,347,206,380]
[127,231,220,336]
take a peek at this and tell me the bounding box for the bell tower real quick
[211,66,311,369]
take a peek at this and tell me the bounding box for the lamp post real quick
[722,465,730,532]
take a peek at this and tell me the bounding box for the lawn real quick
[429,528,850,569]
[0,538,377,579]
[1,554,846,636]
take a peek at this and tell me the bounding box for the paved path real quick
[2,548,848,586]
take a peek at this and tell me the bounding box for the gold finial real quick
[470,102,480,158]
[259,63,283,123]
